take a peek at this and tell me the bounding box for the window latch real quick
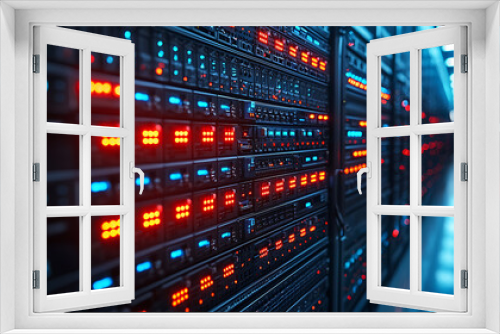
[357,162,371,195]
[461,163,468,181]
[130,162,145,195]
[33,163,40,182]
[33,270,40,289]
[461,270,468,289]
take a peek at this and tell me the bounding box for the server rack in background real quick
[47,26,332,312]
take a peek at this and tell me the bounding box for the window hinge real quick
[461,270,468,289]
[461,162,468,181]
[33,163,40,182]
[33,54,40,73]
[33,270,40,289]
[461,54,468,73]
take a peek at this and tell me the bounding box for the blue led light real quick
[347,131,362,138]
[295,26,301,31]
[136,261,152,273]
[135,92,150,101]
[290,131,296,136]
[220,104,230,110]
[173,55,179,61]
[200,55,206,60]
[197,101,209,108]
[173,70,179,76]
[187,50,192,55]
[124,31,131,39]
[91,181,110,193]
[268,130,274,136]
[220,167,230,173]
[170,249,183,259]
[197,169,208,176]
[312,156,318,161]
[221,232,231,239]
[307,131,313,137]
[275,131,281,136]
[157,50,164,58]
[106,56,114,64]
[169,96,181,105]
[282,131,288,137]
[93,277,113,290]
[313,40,320,46]
[305,157,311,162]
[137,176,151,186]
[345,262,351,269]
[170,173,182,181]
[172,46,178,52]
[198,240,210,248]
[357,248,363,256]
[157,41,163,47]
[305,202,312,208]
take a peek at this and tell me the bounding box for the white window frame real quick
[0,2,498,334]
[33,26,136,313]
[365,26,467,312]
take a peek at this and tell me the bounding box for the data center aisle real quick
[374,164,454,312]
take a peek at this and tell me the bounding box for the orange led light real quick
[301,52,309,63]
[275,39,285,52]
[174,130,189,144]
[289,233,295,243]
[289,46,298,58]
[259,247,268,258]
[275,240,283,250]
[175,200,191,220]
[223,264,235,278]
[275,180,284,193]
[309,114,316,119]
[142,125,161,145]
[300,228,307,237]
[319,61,327,71]
[224,128,235,142]
[311,57,319,68]
[319,171,326,181]
[224,190,236,206]
[101,137,120,147]
[359,121,367,127]
[201,128,215,143]
[352,150,367,157]
[101,219,120,240]
[261,183,270,197]
[171,287,189,307]
[258,31,268,44]
[91,80,119,97]
[200,276,214,291]
[300,175,308,187]
[202,194,215,212]
[310,172,318,183]
[142,206,162,228]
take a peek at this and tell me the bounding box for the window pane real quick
[381,137,410,205]
[421,133,454,206]
[421,45,454,124]
[47,45,80,124]
[381,52,409,127]
[92,215,121,290]
[381,215,410,289]
[421,216,454,295]
[47,217,80,294]
[47,134,80,206]
[91,52,121,127]
[91,136,120,205]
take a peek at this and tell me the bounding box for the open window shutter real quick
[33,26,136,312]
[363,26,467,312]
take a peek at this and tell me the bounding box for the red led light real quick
[319,61,327,71]
[300,174,308,187]
[200,275,214,291]
[224,128,235,143]
[201,128,215,143]
[275,240,283,250]
[171,287,189,307]
[142,125,162,145]
[319,171,326,181]
[223,264,235,278]
[202,194,215,212]
[259,247,268,258]
[101,219,120,240]
[224,190,236,207]
[402,148,410,156]
[311,57,319,68]
[274,39,285,52]
[359,121,367,127]
[101,137,120,147]
[91,54,95,63]
[174,130,189,144]
[261,183,270,197]
[275,180,284,193]
[175,200,191,220]
[155,67,163,75]
[301,52,309,63]
[289,45,298,58]
[142,205,162,228]
[381,92,391,100]
[91,80,118,96]
[392,229,400,238]
[310,172,318,183]
[289,177,297,189]
[344,163,367,175]
[258,30,268,44]
[352,150,367,157]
